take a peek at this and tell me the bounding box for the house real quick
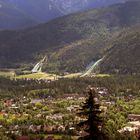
[36,125,42,132]
[29,125,36,132]
[118,126,138,133]
[128,114,140,121]
[128,121,140,127]
[18,136,29,140]
[43,125,54,133]
[30,99,42,104]
[58,125,65,132]
[96,87,109,95]
[4,100,12,107]
[118,121,140,138]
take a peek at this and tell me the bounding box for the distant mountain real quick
[0,0,37,30]
[100,26,140,74]
[0,0,130,30]
[46,0,129,14]
[0,0,63,30]
[0,0,139,73]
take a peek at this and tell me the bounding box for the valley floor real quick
[0,73,140,139]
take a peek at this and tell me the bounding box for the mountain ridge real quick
[0,0,140,73]
[100,26,140,74]
[0,0,130,30]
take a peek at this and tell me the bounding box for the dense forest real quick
[0,75,140,98]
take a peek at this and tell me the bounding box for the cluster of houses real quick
[0,84,139,139]
[0,93,85,139]
[90,86,140,138]
[118,114,140,138]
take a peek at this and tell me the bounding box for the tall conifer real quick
[77,88,104,140]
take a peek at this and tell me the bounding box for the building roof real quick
[128,121,140,127]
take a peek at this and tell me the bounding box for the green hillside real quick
[100,26,140,74]
[0,0,140,73]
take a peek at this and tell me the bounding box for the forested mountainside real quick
[0,0,130,30]
[100,26,140,74]
[0,0,139,73]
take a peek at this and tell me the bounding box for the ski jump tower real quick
[32,57,47,73]
[80,58,103,77]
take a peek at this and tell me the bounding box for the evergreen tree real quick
[77,88,104,140]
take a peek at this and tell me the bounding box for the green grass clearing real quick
[0,71,15,78]
[16,72,57,80]
[95,74,111,77]
[64,73,82,78]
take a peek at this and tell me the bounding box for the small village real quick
[0,81,140,140]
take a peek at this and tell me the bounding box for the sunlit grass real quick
[96,74,111,77]
[0,71,15,78]
[64,73,82,78]
[0,71,111,79]
[16,72,57,80]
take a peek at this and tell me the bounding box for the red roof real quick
[18,136,29,140]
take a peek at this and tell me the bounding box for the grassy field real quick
[63,73,82,78]
[96,74,111,77]
[0,71,15,78]
[0,71,56,80]
[0,71,111,80]
[63,73,111,78]
[16,72,57,80]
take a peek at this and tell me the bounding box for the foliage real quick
[0,75,139,139]
[77,89,104,140]
[100,26,140,74]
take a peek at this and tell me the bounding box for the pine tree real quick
[77,88,104,140]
